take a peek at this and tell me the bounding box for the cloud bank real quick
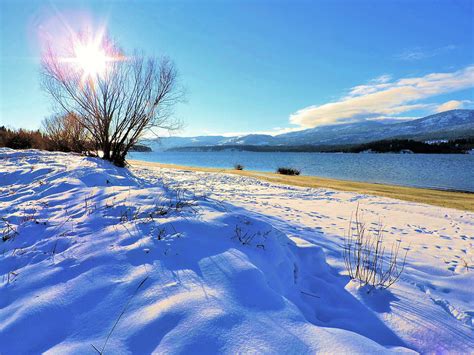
[435,99,471,112]
[290,65,474,128]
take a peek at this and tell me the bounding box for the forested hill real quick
[167,138,474,154]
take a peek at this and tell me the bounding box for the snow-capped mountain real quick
[142,109,474,150]
[275,109,474,145]
[221,134,278,146]
[142,136,229,151]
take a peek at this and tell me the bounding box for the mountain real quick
[141,109,474,150]
[222,134,278,146]
[142,135,231,151]
[275,109,474,145]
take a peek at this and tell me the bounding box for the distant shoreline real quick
[163,137,474,154]
[129,159,474,212]
[165,149,472,154]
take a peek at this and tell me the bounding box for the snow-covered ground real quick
[0,149,473,353]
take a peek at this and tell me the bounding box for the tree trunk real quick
[102,142,111,160]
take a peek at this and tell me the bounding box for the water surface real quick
[128,151,474,192]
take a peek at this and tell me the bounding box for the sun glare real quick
[73,42,108,78]
[59,30,122,82]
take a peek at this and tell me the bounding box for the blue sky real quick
[0,0,473,136]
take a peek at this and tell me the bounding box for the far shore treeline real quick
[166,138,474,154]
[2,125,473,155]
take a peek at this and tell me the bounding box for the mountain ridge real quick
[142,109,474,151]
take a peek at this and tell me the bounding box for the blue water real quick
[128,151,474,192]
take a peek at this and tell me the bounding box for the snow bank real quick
[1,149,472,353]
[0,149,399,353]
[131,160,474,353]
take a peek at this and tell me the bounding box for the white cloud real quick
[290,65,474,128]
[369,116,419,122]
[171,125,305,138]
[370,74,392,84]
[219,126,305,137]
[397,50,427,61]
[396,45,456,61]
[435,99,471,112]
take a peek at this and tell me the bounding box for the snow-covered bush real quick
[343,205,408,292]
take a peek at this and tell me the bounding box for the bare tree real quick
[41,33,181,166]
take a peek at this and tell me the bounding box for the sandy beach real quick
[130,160,474,212]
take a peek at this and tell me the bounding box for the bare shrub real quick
[5,270,19,284]
[41,113,92,153]
[232,224,270,248]
[277,167,300,176]
[459,257,472,272]
[343,205,408,292]
[150,189,198,218]
[1,218,18,242]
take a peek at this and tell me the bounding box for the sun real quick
[72,41,108,78]
[59,31,122,81]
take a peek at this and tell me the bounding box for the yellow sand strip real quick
[129,160,474,212]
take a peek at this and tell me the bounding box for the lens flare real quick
[72,41,108,78]
[58,29,124,82]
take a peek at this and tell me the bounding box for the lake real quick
[127,151,474,192]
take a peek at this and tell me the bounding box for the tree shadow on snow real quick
[220,203,412,351]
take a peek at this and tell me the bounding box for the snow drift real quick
[0,149,472,353]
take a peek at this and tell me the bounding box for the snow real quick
[420,110,473,128]
[1,149,473,353]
